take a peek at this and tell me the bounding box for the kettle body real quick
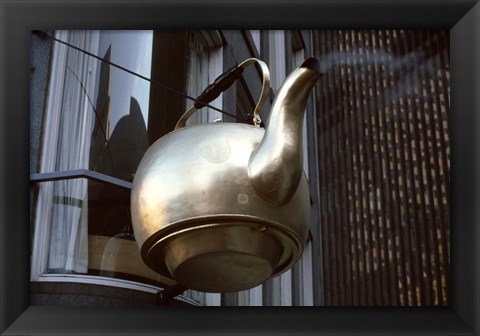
[131,122,309,292]
[131,57,321,292]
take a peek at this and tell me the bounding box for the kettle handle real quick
[174,58,270,130]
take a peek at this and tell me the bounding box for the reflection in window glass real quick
[89,31,153,182]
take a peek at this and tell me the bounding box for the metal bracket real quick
[157,283,188,306]
[30,169,132,190]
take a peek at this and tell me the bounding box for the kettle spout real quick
[248,58,321,206]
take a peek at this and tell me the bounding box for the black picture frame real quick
[1,0,479,335]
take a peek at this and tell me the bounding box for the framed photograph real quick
[1,0,479,335]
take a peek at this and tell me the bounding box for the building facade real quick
[30,29,450,307]
[313,30,450,306]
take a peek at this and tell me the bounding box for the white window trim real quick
[249,284,263,306]
[38,274,201,306]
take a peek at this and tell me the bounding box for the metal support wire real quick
[32,30,241,121]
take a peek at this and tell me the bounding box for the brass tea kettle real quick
[131,57,321,293]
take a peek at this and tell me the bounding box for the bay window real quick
[31,30,223,306]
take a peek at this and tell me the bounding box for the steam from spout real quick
[317,47,443,119]
[317,47,427,74]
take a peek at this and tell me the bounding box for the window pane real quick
[44,31,154,182]
[90,31,153,181]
